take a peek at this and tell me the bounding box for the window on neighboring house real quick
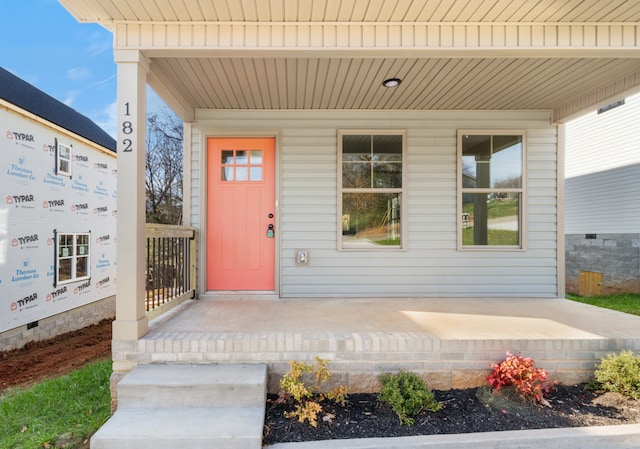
[458,131,526,249]
[56,141,72,177]
[338,131,406,250]
[56,232,90,284]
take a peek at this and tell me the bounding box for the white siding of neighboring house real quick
[565,93,640,234]
[190,110,558,298]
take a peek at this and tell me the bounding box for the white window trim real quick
[56,140,73,177]
[337,129,407,251]
[56,231,91,285]
[457,130,528,251]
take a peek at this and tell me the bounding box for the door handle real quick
[266,223,274,238]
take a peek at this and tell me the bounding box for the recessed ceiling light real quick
[382,78,402,88]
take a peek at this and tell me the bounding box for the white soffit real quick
[59,0,640,24]
[59,0,640,122]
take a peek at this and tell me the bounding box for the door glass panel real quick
[236,167,248,181]
[222,167,234,181]
[250,150,262,164]
[250,167,262,181]
[221,149,264,182]
[235,151,248,164]
[222,150,234,165]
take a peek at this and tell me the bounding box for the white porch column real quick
[113,50,149,341]
[557,123,566,299]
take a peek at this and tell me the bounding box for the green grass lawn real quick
[0,359,111,449]
[567,293,640,316]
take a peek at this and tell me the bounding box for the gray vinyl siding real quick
[565,164,640,234]
[565,92,640,234]
[191,110,558,298]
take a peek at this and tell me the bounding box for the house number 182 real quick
[122,102,133,152]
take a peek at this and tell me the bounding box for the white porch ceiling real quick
[152,56,640,111]
[60,0,640,24]
[59,0,640,122]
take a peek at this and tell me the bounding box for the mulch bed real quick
[263,385,640,445]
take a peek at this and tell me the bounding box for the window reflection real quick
[462,193,520,246]
[342,135,402,189]
[460,133,524,248]
[341,133,404,250]
[342,193,401,248]
[462,135,522,188]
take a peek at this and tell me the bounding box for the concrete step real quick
[91,407,264,449]
[117,363,267,409]
[91,363,268,449]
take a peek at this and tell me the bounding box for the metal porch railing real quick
[145,224,196,319]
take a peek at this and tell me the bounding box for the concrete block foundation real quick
[566,233,640,295]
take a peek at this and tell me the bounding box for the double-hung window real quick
[56,232,91,284]
[339,131,406,250]
[458,131,526,249]
[56,141,72,177]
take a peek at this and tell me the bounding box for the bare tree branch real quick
[146,108,183,224]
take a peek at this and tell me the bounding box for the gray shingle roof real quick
[0,66,116,152]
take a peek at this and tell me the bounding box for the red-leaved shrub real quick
[486,353,554,403]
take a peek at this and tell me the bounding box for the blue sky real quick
[0,0,165,138]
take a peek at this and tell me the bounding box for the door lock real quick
[266,223,274,238]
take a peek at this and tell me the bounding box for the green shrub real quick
[378,371,442,426]
[594,350,640,399]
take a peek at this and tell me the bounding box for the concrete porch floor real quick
[114,297,640,393]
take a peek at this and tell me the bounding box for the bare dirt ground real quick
[0,319,112,392]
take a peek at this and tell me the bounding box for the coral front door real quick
[206,137,275,290]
